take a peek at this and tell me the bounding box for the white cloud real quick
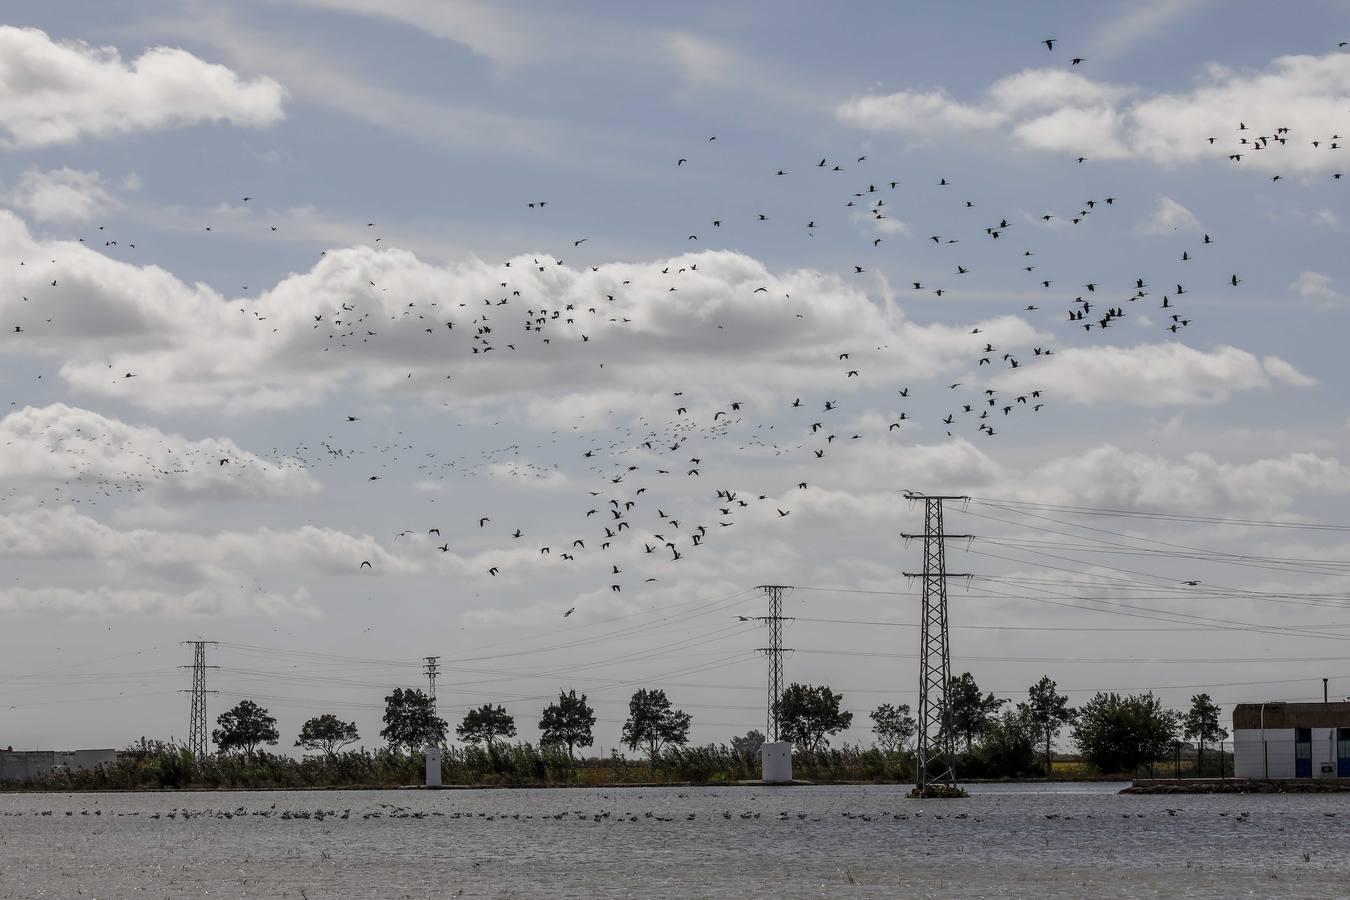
[1290,271,1343,305]
[993,343,1313,406]
[849,208,911,237]
[0,403,319,499]
[0,584,316,617]
[283,0,539,66]
[1021,446,1350,513]
[661,31,833,113]
[0,210,1042,414]
[837,87,990,133]
[0,25,285,148]
[839,52,1350,171]
[484,460,572,490]
[1138,195,1202,234]
[6,168,120,223]
[164,13,631,168]
[1311,209,1341,229]
[1087,0,1215,62]
[0,505,414,616]
[985,68,1129,114]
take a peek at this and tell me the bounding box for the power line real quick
[967,496,1350,532]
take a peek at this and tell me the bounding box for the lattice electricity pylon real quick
[179,640,218,759]
[754,585,794,741]
[902,494,970,796]
[424,656,441,707]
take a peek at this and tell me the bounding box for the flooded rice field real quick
[1,782,1347,898]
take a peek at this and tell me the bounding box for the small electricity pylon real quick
[423,656,441,708]
[179,641,218,759]
[754,585,794,741]
[902,493,970,797]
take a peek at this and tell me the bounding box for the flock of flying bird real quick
[6,37,1345,607]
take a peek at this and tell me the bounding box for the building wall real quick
[0,751,56,782]
[1233,702,1350,730]
[1310,728,1338,778]
[1234,728,1295,778]
[0,749,117,782]
[1234,728,1341,779]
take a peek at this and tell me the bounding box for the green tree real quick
[775,683,854,752]
[621,688,692,762]
[948,672,1006,751]
[295,714,360,755]
[457,703,517,749]
[1020,676,1075,773]
[380,687,448,752]
[869,703,917,754]
[730,729,765,763]
[1183,693,1228,774]
[211,699,279,755]
[966,708,1040,778]
[1072,691,1180,774]
[538,689,596,759]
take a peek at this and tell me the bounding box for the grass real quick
[3,740,920,792]
[4,739,1209,792]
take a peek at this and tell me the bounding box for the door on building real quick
[1295,728,1312,778]
[1337,728,1350,778]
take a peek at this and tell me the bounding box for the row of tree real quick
[928,673,1228,774]
[209,675,1229,775]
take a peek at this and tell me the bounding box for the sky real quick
[3,0,1350,755]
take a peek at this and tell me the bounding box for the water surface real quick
[1,783,1344,898]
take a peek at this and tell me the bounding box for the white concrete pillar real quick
[761,742,792,783]
[425,746,442,787]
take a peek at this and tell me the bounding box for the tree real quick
[730,730,765,762]
[1183,693,1228,774]
[965,709,1040,778]
[621,688,692,762]
[1072,691,1180,774]
[948,672,1006,751]
[538,689,596,759]
[457,704,517,748]
[1020,676,1075,773]
[869,703,917,754]
[775,683,853,753]
[295,714,360,755]
[212,700,279,755]
[380,687,448,752]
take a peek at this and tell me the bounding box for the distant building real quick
[1233,702,1350,779]
[0,749,117,782]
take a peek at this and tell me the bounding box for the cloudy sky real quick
[4,1,1350,755]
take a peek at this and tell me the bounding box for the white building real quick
[1232,702,1350,779]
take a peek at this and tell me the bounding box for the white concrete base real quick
[425,746,442,787]
[761,741,793,783]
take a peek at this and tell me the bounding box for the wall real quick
[1234,728,1342,779]
[0,749,117,782]
[0,751,56,782]
[1233,728,1296,779]
[1311,727,1337,778]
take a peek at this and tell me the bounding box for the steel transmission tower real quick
[423,656,441,707]
[902,494,970,796]
[754,585,794,741]
[179,641,218,758]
